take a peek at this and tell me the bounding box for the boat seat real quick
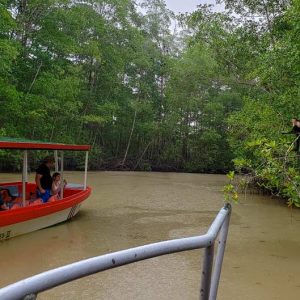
[66,183,84,189]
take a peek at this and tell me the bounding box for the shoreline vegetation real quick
[1,0,300,206]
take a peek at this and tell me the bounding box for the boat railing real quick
[0,204,232,300]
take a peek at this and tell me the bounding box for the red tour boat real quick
[0,139,91,240]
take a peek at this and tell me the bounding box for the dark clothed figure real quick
[35,157,54,203]
[36,164,52,190]
[282,119,300,151]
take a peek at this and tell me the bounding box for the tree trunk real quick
[134,141,152,170]
[121,110,137,166]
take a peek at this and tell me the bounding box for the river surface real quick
[0,171,300,299]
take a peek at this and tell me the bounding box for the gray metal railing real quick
[0,203,231,300]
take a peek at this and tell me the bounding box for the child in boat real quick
[50,172,67,200]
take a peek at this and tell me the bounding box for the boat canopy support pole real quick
[60,151,64,199]
[54,150,58,172]
[22,150,28,206]
[84,151,88,190]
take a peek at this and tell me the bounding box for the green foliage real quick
[231,137,300,207]
[223,171,239,203]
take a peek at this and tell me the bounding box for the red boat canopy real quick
[0,138,90,151]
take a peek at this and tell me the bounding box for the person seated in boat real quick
[282,118,300,151]
[0,188,14,210]
[50,172,67,201]
[0,192,8,211]
[35,156,55,203]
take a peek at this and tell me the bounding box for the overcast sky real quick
[164,0,224,13]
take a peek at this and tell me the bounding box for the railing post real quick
[200,243,215,300]
[0,206,231,300]
[209,204,231,300]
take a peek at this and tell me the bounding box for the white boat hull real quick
[0,204,81,240]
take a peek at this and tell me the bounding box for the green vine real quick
[223,171,239,203]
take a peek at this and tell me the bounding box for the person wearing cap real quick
[35,156,55,203]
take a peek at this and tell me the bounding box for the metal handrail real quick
[0,203,231,300]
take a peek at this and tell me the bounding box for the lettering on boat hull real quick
[0,230,11,241]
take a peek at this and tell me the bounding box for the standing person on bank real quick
[35,156,55,203]
[282,118,300,151]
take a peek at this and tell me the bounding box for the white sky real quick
[164,0,224,13]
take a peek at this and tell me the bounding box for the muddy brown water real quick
[0,171,300,299]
